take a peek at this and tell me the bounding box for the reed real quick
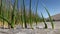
[29,0,33,28]
[35,0,39,26]
[41,2,54,29]
[10,0,18,28]
[20,0,24,28]
[23,0,27,28]
[41,12,47,29]
[0,0,2,21]
[0,0,53,29]
[44,7,54,29]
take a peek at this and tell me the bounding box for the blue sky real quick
[13,0,60,18]
[38,0,60,18]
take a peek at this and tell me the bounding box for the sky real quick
[13,0,60,18]
[37,0,60,18]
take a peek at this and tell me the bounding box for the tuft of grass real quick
[41,2,54,29]
[0,0,53,29]
[44,6,54,29]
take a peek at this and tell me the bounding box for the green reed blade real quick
[11,0,18,28]
[41,12,47,29]
[44,6,54,29]
[29,0,33,28]
[35,0,39,26]
[0,15,11,25]
[23,0,27,28]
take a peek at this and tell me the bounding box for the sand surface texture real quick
[0,21,60,34]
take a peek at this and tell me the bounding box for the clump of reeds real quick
[44,7,54,29]
[0,0,54,29]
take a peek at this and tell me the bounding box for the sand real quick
[0,21,60,34]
